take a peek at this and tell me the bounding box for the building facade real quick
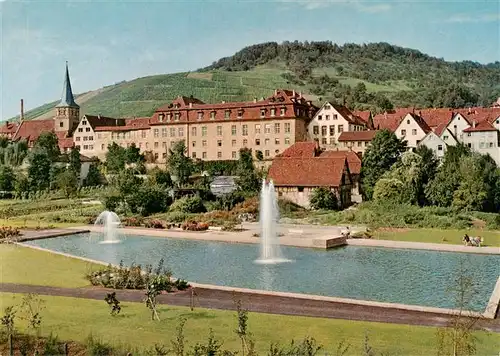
[307,102,367,148]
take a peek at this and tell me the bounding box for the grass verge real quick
[0,244,97,288]
[1,293,498,355]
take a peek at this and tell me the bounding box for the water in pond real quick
[25,233,500,312]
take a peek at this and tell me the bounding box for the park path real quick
[1,283,498,333]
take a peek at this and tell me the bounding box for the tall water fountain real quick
[255,179,290,264]
[94,211,122,244]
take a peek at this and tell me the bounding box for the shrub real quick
[122,217,144,227]
[170,195,206,214]
[126,183,172,216]
[181,220,209,231]
[0,226,21,242]
[163,211,190,223]
[102,193,121,211]
[85,259,189,292]
[144,219,165,229]
[309,188,338,210]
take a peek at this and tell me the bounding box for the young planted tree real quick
[68,146,82,177]
[436,262,484,356]
[28,152,52,192]
[105,142,126,173]
[0,165,16,192]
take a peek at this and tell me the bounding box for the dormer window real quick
[158,114,164,122]
[167,113,172,121]
[197,112,203,120]
[174,113,180,121]
[280,107,286,116]
[270,108,276,117]
[224,110,230,119]
[260,109,266,118]
[210,111,216,120]
[237,110,243,118]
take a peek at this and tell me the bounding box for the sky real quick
[0,0,499,120]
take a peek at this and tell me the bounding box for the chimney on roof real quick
[299,91,302,98]
[384,112,387,120]
[253,98,257,103]
[275,89,278,95]
[98,114,101,119]
[221,100,225,104]
[468,107,472,114]
[189,103,193,108]
[20,99,24,123]
[472,120,476,128]
[292,90,295,97]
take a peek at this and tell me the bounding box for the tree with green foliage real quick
[309,187,338,210]
[84,163,103,187]
[126,182,172,216]
[114,169,142,198]
[360,129,407,200]
[0,140,28,166]
[0,165,15,191]
[167,141,192,187]
[255,150,263,161]
[414,145,438,206]
[105,142,126,173]
[425,144,471,207]
[148,167,173,187]
[373,178,405,203]
[68,147,81,177]
[33,132,60,162]
[236,148,260,193]
[28,152,52,192]
[125,143,145,164]
[56,169,79,198]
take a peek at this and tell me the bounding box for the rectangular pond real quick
[24,233,500,312]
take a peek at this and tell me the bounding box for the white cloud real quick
[278,0,392,12]
[445,13,500,23]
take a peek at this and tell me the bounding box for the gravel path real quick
[1,283,498,332]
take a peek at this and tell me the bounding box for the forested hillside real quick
[8,41,500,121]
[202,41,500,112]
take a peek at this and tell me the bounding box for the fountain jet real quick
[255,179,290,264]
[94,210,121,244]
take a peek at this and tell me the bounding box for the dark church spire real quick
[56,61,79,108]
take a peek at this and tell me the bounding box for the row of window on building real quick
[157,107,291,122]
[105,123,293,140]
[312,125,345,136]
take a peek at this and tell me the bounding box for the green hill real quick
[10,41,500,121]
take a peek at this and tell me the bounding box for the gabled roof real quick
[55,131,74,149]
[463,121,498,132]
[319,150,362,175]
[433,123,448,136]
[56,63,79,109]
[268,157,348,187]
[83,115,125,130]
[12,119,55,144]
[353,110,373,129]
[92,116,151,132]
[338,130,379,142]
[411,113,432,134]
[320,102,366,126]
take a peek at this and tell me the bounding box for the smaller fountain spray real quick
[255,179,290,264]
[94,211,122,244]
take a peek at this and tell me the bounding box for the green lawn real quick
[1,293,498,355]
[374,228,500,247]
[0,244,97,288]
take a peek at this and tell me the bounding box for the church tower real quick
[54,62,79,133]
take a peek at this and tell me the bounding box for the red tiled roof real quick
[55,131,74,149]
[319,150,362,175]
[155,89,313,112]
[83,115,125,129]
[463,121,498,132]
[328,104,366,126]
[277,141,318,158]
[338,130,379,142]
[0,122,19,135]
[268,157,348,187]
[433,123,448,136]
[13,120,55,144]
